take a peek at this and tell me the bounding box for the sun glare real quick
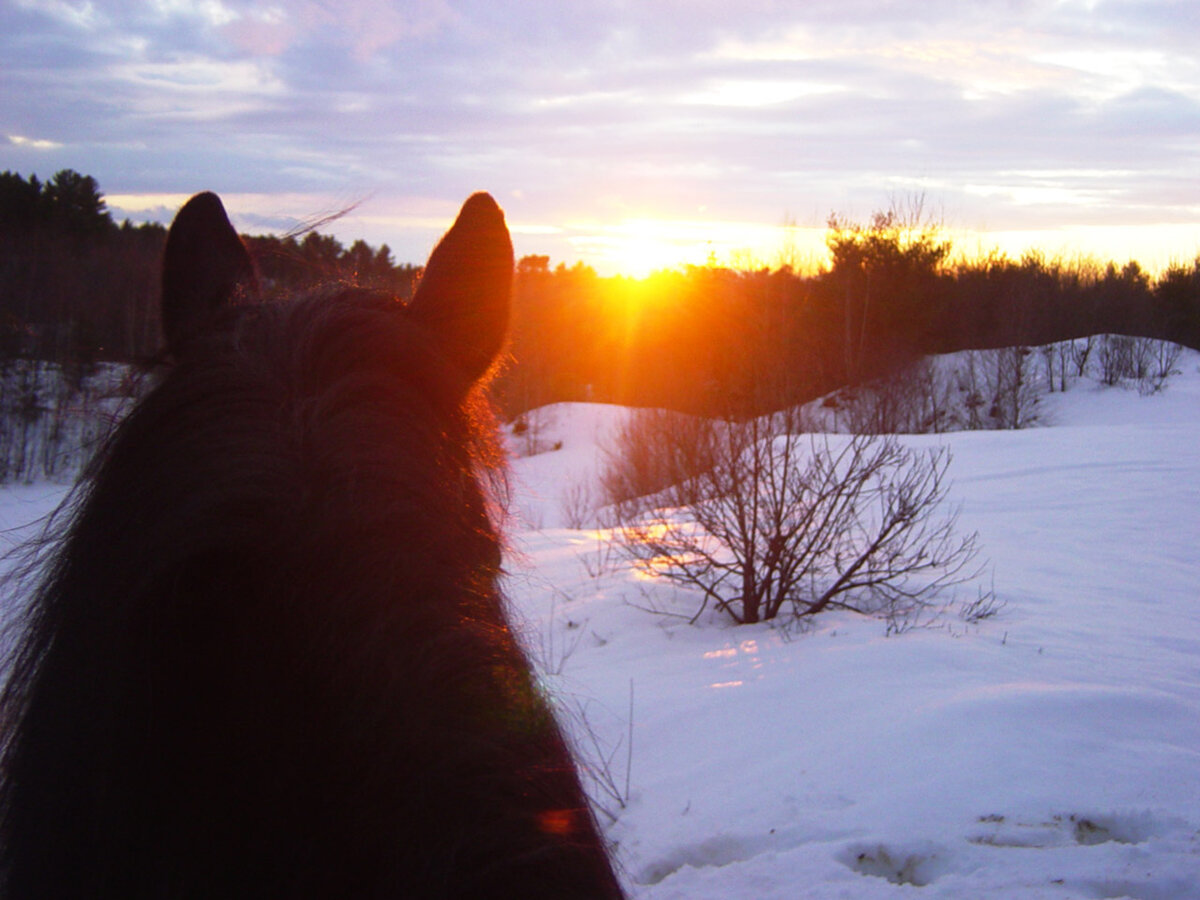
[567,217,829,277]
[565,217,1198,279]
[581,220,709,278]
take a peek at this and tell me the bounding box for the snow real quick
[2,350,1199,898]
[501,353,1200,899]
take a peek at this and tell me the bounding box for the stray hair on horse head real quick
[0,192,626,898]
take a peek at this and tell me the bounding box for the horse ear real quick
[408,192,512,384]
[161,191,258,356]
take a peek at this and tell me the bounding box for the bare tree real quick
[1069,335,1095,378]
[1042,343,1073,393]
[987,347,1040,429]
[606,408,981,627]
[1139,339,1183,395]
[1054,341,1073,392]
[953,350,1039,431]
[1098,334,1137,386]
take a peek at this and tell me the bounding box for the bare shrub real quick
[959,577,1005,624]
[537,591,588,676]
[956,352,988,431]
[576,528,622,580]
[1136,339,1183,396]
[561,683,635,826]
[835,359,955,435]
[1096,335,1183,394]
[1098,334,1138,386]
[606,408,981,627]
[598,407,718,517]
[560,478,596,529]
[510,406,560,457]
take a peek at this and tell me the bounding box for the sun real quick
[565,216,829,277]
[575,219,711,278]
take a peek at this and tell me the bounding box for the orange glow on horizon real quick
[105,192,1199,280]
[546,217,1199,280]
[561,216,830,278]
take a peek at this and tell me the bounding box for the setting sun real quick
[556,217,830,277]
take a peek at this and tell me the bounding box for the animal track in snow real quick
[968,811,1164,849]
[839,811,1186,890]
[636,822,858,885]
[838,841,948,887]
[637,834,754,885]
[641,809,1192,891]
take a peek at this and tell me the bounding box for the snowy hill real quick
[503,349,1200,898]
[0,348,1197,898]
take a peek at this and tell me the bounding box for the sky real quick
[3,0,1199,275]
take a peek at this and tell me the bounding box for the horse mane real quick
[0,195,625,898]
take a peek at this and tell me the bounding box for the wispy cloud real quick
[11,0,103,29]
[7,134,65,150]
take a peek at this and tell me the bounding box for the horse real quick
[0,191,626,899]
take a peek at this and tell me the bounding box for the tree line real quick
[495,213,1200,419]
[2,170,1198,421]
[0,170,418,364]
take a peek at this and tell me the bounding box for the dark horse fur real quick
[0,192,626,898]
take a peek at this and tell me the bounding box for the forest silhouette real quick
[2,169,1198,420]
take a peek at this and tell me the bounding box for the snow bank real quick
[505,349,1200,898]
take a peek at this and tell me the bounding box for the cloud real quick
[2,0,1196,270]
[7,134,65,150]
[11,0,104,29]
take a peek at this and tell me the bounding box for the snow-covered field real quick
[504,352,1200,899]
[0,350,1197,898]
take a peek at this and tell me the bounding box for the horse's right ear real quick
[161,192,258,356]
[407,192,512,386]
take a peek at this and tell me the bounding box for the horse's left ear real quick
[408,192,512,384]
[161,191,258,357]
